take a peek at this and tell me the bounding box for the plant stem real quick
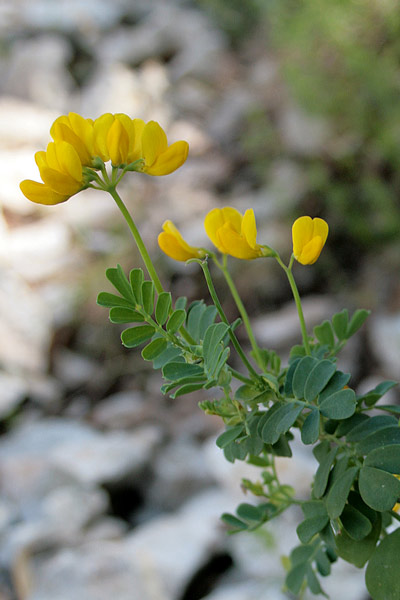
[108,186,164,294]
[218,255,264,369]
[276,254,311,355]
[200,260,261,381]
[390,510,400,523]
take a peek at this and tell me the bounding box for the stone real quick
[91,390,149,430]
[50,425,161,485]
[252,296,338,351]
[278,103,331,157]
[369,312,400,380]
[3,34,74,110]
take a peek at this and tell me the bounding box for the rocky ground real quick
[0,1,399,599]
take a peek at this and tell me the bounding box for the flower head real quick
[158,220,205,262]
[50,112,95,166]
[20,140,85,205]
[204,207,267,260]
[292,216,329,265]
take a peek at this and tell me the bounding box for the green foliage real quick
[366,529,400,600]
[99,263,400,600]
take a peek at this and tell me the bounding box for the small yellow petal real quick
[107,119,129,165]
[204,207,243,252]
[144,141,189,176]
[40,166,82,195]
[158,220,202,261]
[20,180,68,205]
[55,141,83,182]
[142,121,168,167]
[292,216,314,258]
[93,113,114,161]
[312,217,329,247]
[129,118,145,162]
[217,222,262,259]
[241,209,258,249]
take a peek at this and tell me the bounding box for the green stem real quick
[218,255,264,369]
[200,260,261,381]
[276,254,311,355]
[107,186,164,294]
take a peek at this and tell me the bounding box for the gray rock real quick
[203,578,288,600]
[369,312,400,380]
[147,438,215,510]
[50,425,161,485]
[91,390,149,430]
[252,296,337,351]
[2,35,74,110]
[278,103,331,157]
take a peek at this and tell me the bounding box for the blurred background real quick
[0,1,399,599]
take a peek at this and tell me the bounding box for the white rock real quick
[51,426,161,485]
[369,312,400,380]
[278,103,331,157]
[3,34,74,110]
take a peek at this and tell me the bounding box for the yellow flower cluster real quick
[159,209,328,265]
[20,112,189,205]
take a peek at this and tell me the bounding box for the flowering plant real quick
[21,113,400,600]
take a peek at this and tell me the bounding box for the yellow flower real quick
[92,115,188,174]
[204,207,266,260]
[20,140,84,205]
[158,220,205,262]
[140,121,189,176]
[394,475,400,512]
[50,112,95,166]
[292,216,329,265]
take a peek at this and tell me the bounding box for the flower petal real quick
[142,121,168,167]
[144,141,189,176]
[297,236,324,265]
[241,209,258,249]
[20,180,69,205]
[158,220,202,261]
[292,216,314,258]
[204,207,243,251]
[93,113,114,161]
[55,141,83,182]
[107,119,129,165]
[312,217,329,247]
[218,222,262,259]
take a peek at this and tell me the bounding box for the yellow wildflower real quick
[204,207,266,260]
[158,220,205,262]
[140,120,189,176]
[20,140,84,205]
[50,112,95,166]
[292,216,329,265]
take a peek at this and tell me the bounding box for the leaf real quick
[340,504,372,541]
[186,302,206,341]
[166,309,187,334]
[141,338,168,361]
[216,426,244,449]
[174,296,187,310]
[121,325,155,348]
[163,361,204,381]
[360,380,398,407]
[364,444,400,474]
[318,370,351,403]
[97,292,133,309]
[313,447,338,499]
[129,268,144,304]
[155,292,172,326]
[315,549,332,576]
[366,529,400,600]
[346,415,398,443]
[203,323,229,372]
[377,404,400,415]
[260,403,302,445]
[141,281,155,315]
[297,515,329,544]
[302,500,328,519]
[285,563,307,596]
[326,466,359,519]
[304,359,337,402]
[106,264,134,301]
[198,305,218,340]
[355,426,400,455]
[306,566,327,597]
[284,358,301,396]
[109,307,144,323]
[313,320,335,348]
[335,413,369,438]
[301,409,320,445]
[221,513,248,532]
[346,308,370,338]
[292,356,318,399]
[358,466,400,511]
[236,503,264,523]
[319,388,356,419]
[336,513,381,568]
[331,309,349,340]
[171,382,206,398]
[290,543,316,567]
[152,346,182,369]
